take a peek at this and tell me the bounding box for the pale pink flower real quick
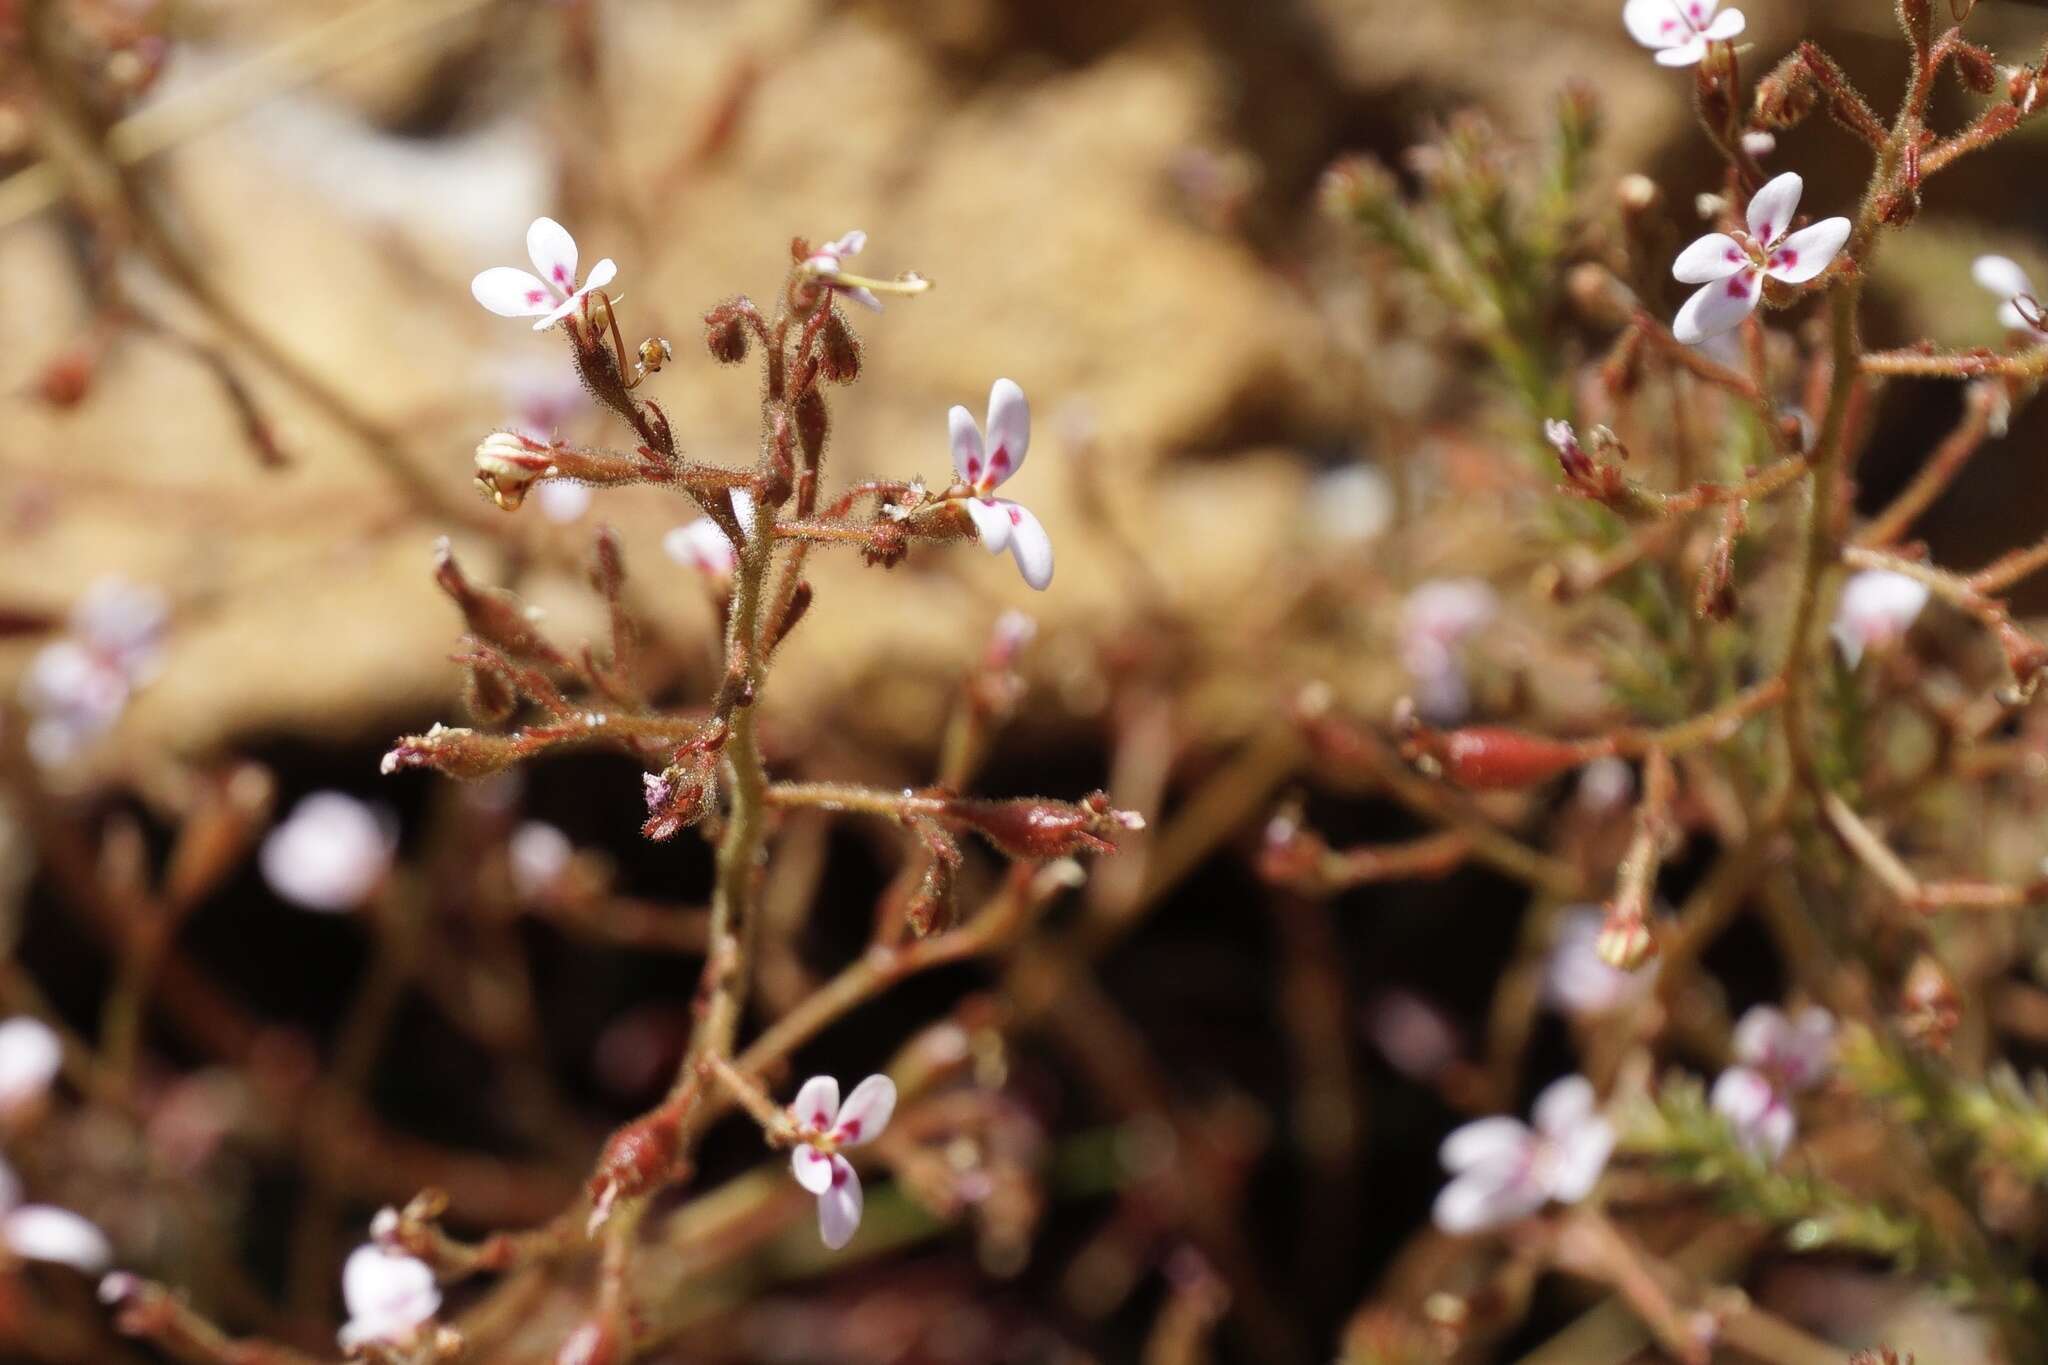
[337,1244,441,1350]
[0,1018,61,1115]
[1433,1076,1614,1235]
[1672,173,1850,343]
[1399,578,1498,724]
[1972,255,2048,338]
[1830,569,1929,667]
[1545,908,1656,1016]
[470,217,618,331]
[259,793,396,913]
[802,230,882,311]
[1710,1005,1834,1160]
[788,1074,897,1250]
[19,579,168,767]
[951,379,1053,591]
[1623,0,1745,67]
[663,490,756,577]
[508,821,573,900]
[534,479,593,524]
[1365,989,1462,1083]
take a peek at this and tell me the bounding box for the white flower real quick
[1399,578,1497,723]
[470,217,618,332]
[1576,756,1636,816]
[1433,1076,1614,1235]
[2,1203,111,1273]
[1710,1005,1834,1160]
[1623,0,1745,67]
[1307,464,1394,545]
[19,579,168,767]
[534,479,593,524]
[802,230,882,312]
[508,821,573,900]
[1671,173,1851,344]
[1545,908,1656,1016]
[0,1018,61,1115]
[663,489,756,577]
[951,379,1053,591]
[337,1244,440,1350]
[1972,255,2048,337]
[259,793,397,913]
[1830,569,1930,667]
[788,1074,897,1250]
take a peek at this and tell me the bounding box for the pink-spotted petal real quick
[472,267,557,318]
[964,496,1014,554]
[1653,34,1709,66]
[1622,0,1689,48]
[1003,502,1054,591]
[1701,7,1744,40]
[791,1144,835,1195]
[1672,272,1760,344]
[1532,1075,1597,1138]
[535,289,591,332]
[817,1157,863,1250]
[982,378,1031,488]
[1673,232,1749,284]
[1764,217,1849,285]
[525,217,579,295]
[949,405,986,486]
[791,1075,840,1134]
[832,1075,896,1147]
[1745,172,1804,248]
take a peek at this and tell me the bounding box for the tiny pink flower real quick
[663,490,756,577]
[19,579,168,767]
[337,1244,441,1350]
[259,793,397,913]
[1671,173,1850,344]
[0,1018,61,1116]
[951,379,1053,591]
[471,217,619,332]
[788,1073,897,1250]
[1623,0,1745,67]
[802,230,882,312]
[1973,255,2048,338]
[1830,569,1929,667]
[1710,1005,1834,1160]
[508,821,573,900]
[1433,1075,1614,1235]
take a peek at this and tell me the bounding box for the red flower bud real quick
[942,791,1144,860]
[1403,723,1596,790]
[382,725,523,780]
[588,1110,682,1226]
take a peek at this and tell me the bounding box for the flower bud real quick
[819,311,861,384]
[588,1111,682,1230]
[36,345,97,408]
[1594,912,1656,971]
[705,307,749,364]
[1402,719,1595,791]
[474,431,555,511]
[381,724,520,780]
[434,539,567,665]
[1897,954,1959,1054]
[1753,56,1818,129]
[1952,43,1997,95]
[795,389,828,463]
[1317,154,1399,224]
[944,791,1144,860]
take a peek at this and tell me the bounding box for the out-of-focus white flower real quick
[0,1018,61,1115]
[533,479,593,524]
[1308,464,1394,545]
[1741,129,1777,159]
[19,579,168,768]
[471,217,618,331]
[259,793,396,913]
[788,1074,897,1250]
[1672,173,1850,344]
[951,379,1053,591]
[1364,990,1462,1082]
[1710,1005,1835,1160]
[664,490,757,577]
[1623,0,1745,67]
[1399,578,1498,724]
[2,1204,112,1274]
[1433,1075,1614,1235]
[1576,756,1636,816]
[1972,255,2048,338]
[802,230,882,312]
[337,1244,441,1350]
[1830,569,1930,667]
[508,821,573,900]
[1545,907,1657,1016]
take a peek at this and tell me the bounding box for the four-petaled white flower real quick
[1710,1005,1834,1161]
[1433,1075,1615,1235]
[1973,255,2048,338]
[1830,569,1930,668]
[337,1244,441,1351]
[471,217,618,331]
[1623,0,1745,67]
[788,1073,897,1250]
[664,490,757,577]
[951,379,1054,591]
[0,1018,61,1117]
[0,1154,110,1273]
[19,578,168,768]
[1672,173,1850,344]
[259,792,397,914]
[803,230,882,312]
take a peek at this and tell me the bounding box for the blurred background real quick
[7,0,2048,1361]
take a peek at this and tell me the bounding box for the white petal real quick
[1779,1007,1837,1090]
[1623,0,1689,48]
[582,258,618,294]
[832,1074,896,1147]
[1673,232,1749,284]
[340,1245,439,1342]
[1710,1065,1773,1128]
[534,480,592,524]
[791,1144,835,1195]
[1545,1118,1615,1203]
[964,497,1014,554]
[1002,503,1055,591]
[1974,255,2035,304]
[663,519,737,575]
[1765,217,1850,285]
[982,379,1031,489]
[825,229,866,258]
[1672,272,1760,345]
[1439,1116,1531,1173]
[949,405,986,486]
[791,1075,840,1133]
[816,1157,863,1250]
[1702,7,1744,40]
[4,1206,111,1272]
[534,289,590,332]
[1431,1169,1544,1236]
[1746,173,1804,247]
[1534,1075,1597,1137]
[260,793,395,913]
[471,267,557,318]
[1654,35,1709,66]
[0,1018,61,1110]
[525,217,579,295]
[1998,300,2037,332]
[842,285,884,312]
[1731,1006,1788,1067]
